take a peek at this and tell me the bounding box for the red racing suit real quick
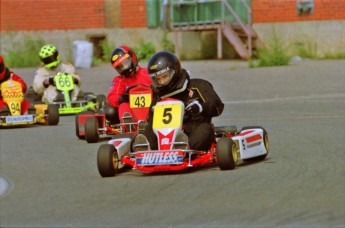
[0,68,30,114]
[107,67,152,120]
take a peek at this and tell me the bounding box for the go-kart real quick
[75,84,152,143]
[26,72,107,115]
[96,98,269,177]
[0,79,59,127]
[52,72,107,115]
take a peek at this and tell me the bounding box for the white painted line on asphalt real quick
[219,114,345,122]
[0,176,10,197]
[223,93,345,104]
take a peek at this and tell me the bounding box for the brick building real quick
[253,0,345,22]
[1,0,344,31]
[1,0,345,59]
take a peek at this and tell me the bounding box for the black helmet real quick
[147,51,188,98]
[110,46,138,77]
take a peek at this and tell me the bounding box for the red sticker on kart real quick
[238,130,254,136]
[136,151,184,166]
[112,141,122,147]
[246,134,262,143]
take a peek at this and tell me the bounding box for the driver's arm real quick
[107,76,126,107]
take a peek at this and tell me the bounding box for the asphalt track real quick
[1,59,345,227]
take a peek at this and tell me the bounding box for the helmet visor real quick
[112,54,132,75]
[42,55,57,65]
[41,52,60,69]
[150,68,175,87]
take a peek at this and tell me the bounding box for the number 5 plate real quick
[153,102,183,129]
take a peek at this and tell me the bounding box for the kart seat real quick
[173,132,189,150]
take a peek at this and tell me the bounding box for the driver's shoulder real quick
[36,67,53,76]
[60,62,76,73]
[189,78,211,87]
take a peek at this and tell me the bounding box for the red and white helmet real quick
[110,46,138,77]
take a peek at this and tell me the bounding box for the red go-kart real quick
[75,84,152,143]
[97,98,269,177]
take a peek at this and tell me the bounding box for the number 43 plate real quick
[129,93,151,109]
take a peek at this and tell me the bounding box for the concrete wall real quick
[253,20,345,56]
[1,20,344,61]
[0,28,168,61]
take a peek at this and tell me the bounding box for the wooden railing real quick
[221,0,253,57]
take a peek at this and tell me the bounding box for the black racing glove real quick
[73,77,79,85]
[118,93,129,104]
[43,77,55,88]
[185,100,203,116]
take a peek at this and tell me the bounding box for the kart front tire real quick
[75,111,94,139]
[85,117,99,143]
[47,104,59,125]
[97,144,119,177]
[217,137,238,170]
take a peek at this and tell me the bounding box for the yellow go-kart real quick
[0,80,59,127]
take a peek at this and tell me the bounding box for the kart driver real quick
[134,51,224,151]
[0,55,30,114]
[32,44,81,103]
[106,45,152,124]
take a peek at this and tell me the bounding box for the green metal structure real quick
[146,0,257,59]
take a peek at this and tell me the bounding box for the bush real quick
[100,39,115,61]
[255,32,291,67]
[133,40,156,61]
[161,30,175,53]
[295,41,318,59]
[4,35,45,68]
[323,51,345,59]
[91,39,115,66]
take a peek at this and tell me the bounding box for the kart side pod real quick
[107,135,134,169]
[231,128,269,160]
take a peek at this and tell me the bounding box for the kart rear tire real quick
[96,94,107,112]
[241,126,269,161]
[97,144,119,177]
[47,104,59,125]
[75,111,94,139]
[217,137,238,170]
[28,107,36,114]
[85,117,99,143]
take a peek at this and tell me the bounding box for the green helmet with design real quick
[39,44,61,69]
